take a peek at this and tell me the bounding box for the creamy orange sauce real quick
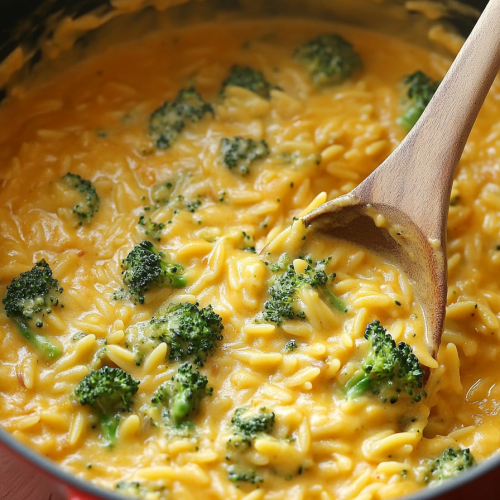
[0,16,499,500]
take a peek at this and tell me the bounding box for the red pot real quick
[2,426,500,500]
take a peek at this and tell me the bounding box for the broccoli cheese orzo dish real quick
[0,14,499,500]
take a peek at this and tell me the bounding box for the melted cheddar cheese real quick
[0,15,499,500]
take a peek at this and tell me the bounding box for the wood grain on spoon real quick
[304,0,500,356]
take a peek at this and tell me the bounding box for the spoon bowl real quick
[304,195,446,356]
[303,0,500,357]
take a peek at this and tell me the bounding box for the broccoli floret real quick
[150,362,212,427]
[74,366,140,445]
[295,34,362,87]
[259,256,346,326]
[221,137,270,175]
[116,481,165,499]
[3,260,63,360]
[261,265,307,325]
[227,466,263,484]
[138,215,165,242]
[125,301,223,367]
[221,65,276,99]
[3,259,63,327]
[345,320,424,403]
[149,87,213,149]
[284,339,298,353]
[62,173,100,224]
[119,241,186,304]
[230,406,275,445]
[398,71,440,130]
[226,407,277,482]
[150,301,223,366]
[424,447,474,484]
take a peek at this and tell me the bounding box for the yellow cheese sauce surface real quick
[0,16,499,500]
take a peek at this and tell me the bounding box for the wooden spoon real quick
[303,0,500,357]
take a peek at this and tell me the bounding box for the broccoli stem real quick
[159,260,186,288]
[13,318,62,361]
[172,392,193,422]
[345,370,372,400]
[165,272,187,288]
[100,414,120,445]
[322,287,348,313]
[399,107,423,131]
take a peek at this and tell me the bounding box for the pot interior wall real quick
[0,0,490,95]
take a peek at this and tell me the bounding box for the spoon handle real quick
[353,0,500,242]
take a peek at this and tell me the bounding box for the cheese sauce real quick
[0,16,498,500]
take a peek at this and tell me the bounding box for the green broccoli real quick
[259,256,347,327]
[115,480,165,499]
[72,332,87,342]
[124,320,155,366]
[138,215,165,242]
[345,320,424,403]
[11,317,63,361]
[62,173,100,224]
[149,87,213,149]
[185,198,202,213]
[3,260,63,327]
[164,194,202,214]
[221,65,276,99]
[150,362,212,427]
[230,406,275,445]
[74,366,140,446]
[119,241,186,304]
[295,34,362,87]
[221,137,270,175]
[424,447,474,484]
[278,151,322,169]
[227,466,263,484]
[149,177,203,215]
[397,71,440,130]
[3,260,63,360]
[125,301,223,367]
[115,482,143,497]
[225,407,278,484]
[152,181,174,205]
[284,339,298,353]
[241,231,257,253]
[150,301,223,366]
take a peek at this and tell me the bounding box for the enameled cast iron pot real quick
[0,0,496,499]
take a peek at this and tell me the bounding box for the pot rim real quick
[0,426,125,500]
[1,425,499,500]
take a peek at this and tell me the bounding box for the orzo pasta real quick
[0,15,498,500]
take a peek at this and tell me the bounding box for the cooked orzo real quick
[0,13,498,500]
